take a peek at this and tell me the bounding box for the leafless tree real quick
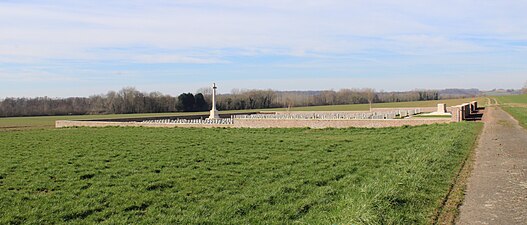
[363,88,376,112]
[284,97,294,111]
[523,81,527,94]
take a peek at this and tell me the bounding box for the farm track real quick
[457,106,527,224]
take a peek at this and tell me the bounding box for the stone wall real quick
[233,118,450,128]
[56,118,450,129]
[448,100,479,122]
[55,120,234,128]
[450,107,462,122]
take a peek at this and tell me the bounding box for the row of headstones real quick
[141,118,234,125]
[233,109,421,120]
[233,113,384,120]
[137,108,425,125]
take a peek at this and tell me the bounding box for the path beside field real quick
[457,106,527,224]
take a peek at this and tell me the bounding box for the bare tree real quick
[523,81,527,94]
[284,97,294,111]
[363,88,376,112]
[196,87,212,96]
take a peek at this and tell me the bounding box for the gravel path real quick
[457,106,527,225]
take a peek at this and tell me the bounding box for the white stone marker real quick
[437,104,447,113]
[421,103,451,116]
[209,83,220,119]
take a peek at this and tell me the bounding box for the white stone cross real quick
[209,83,220,119]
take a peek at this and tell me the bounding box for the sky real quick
[1,0,527,97]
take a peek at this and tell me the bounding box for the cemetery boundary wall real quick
[56,118,450,129]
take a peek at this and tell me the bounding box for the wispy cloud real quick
[1,0,527,97]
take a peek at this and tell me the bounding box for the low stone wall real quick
[57,118,450,129]
[449,101,479,122]
[55,120,234,128]
[470,101,478,112]
[233,118,450,128]
[450,107,462,122]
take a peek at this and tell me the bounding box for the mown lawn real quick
[0,123,481,224]
[496,94,527,129]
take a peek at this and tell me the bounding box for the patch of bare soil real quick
[457,106,527,225]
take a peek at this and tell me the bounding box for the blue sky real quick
[1,0,526,97]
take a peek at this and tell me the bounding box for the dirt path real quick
[457,106,527,224]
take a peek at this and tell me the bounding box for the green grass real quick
[496,94,527,104]
[501,107,527,128]
[0,110,257,131]
[0,123,482,224]
[496,94,527,128]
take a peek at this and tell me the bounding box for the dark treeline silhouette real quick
[0,87,446,117]
[176,93,208,112]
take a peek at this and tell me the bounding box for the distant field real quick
[496,94,527,128]
[267,97,484,112]
[0,97,483,130]
[496,94,527,104]
[0,113,192,130]
[0,123,481,224]
[0,110,257,131]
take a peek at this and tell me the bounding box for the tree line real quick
[0,87,445,117]
[214,88,439,110]
[0,88,175,117]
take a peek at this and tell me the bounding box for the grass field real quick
[0,97,482,130]
[0,123,481,224]
[496,94,527,128]
[496,94,527,104]
[0,110,258,131]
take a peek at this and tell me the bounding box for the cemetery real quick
[56,84,481,129]
[4,1,526,223]
[1,83,487,224]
